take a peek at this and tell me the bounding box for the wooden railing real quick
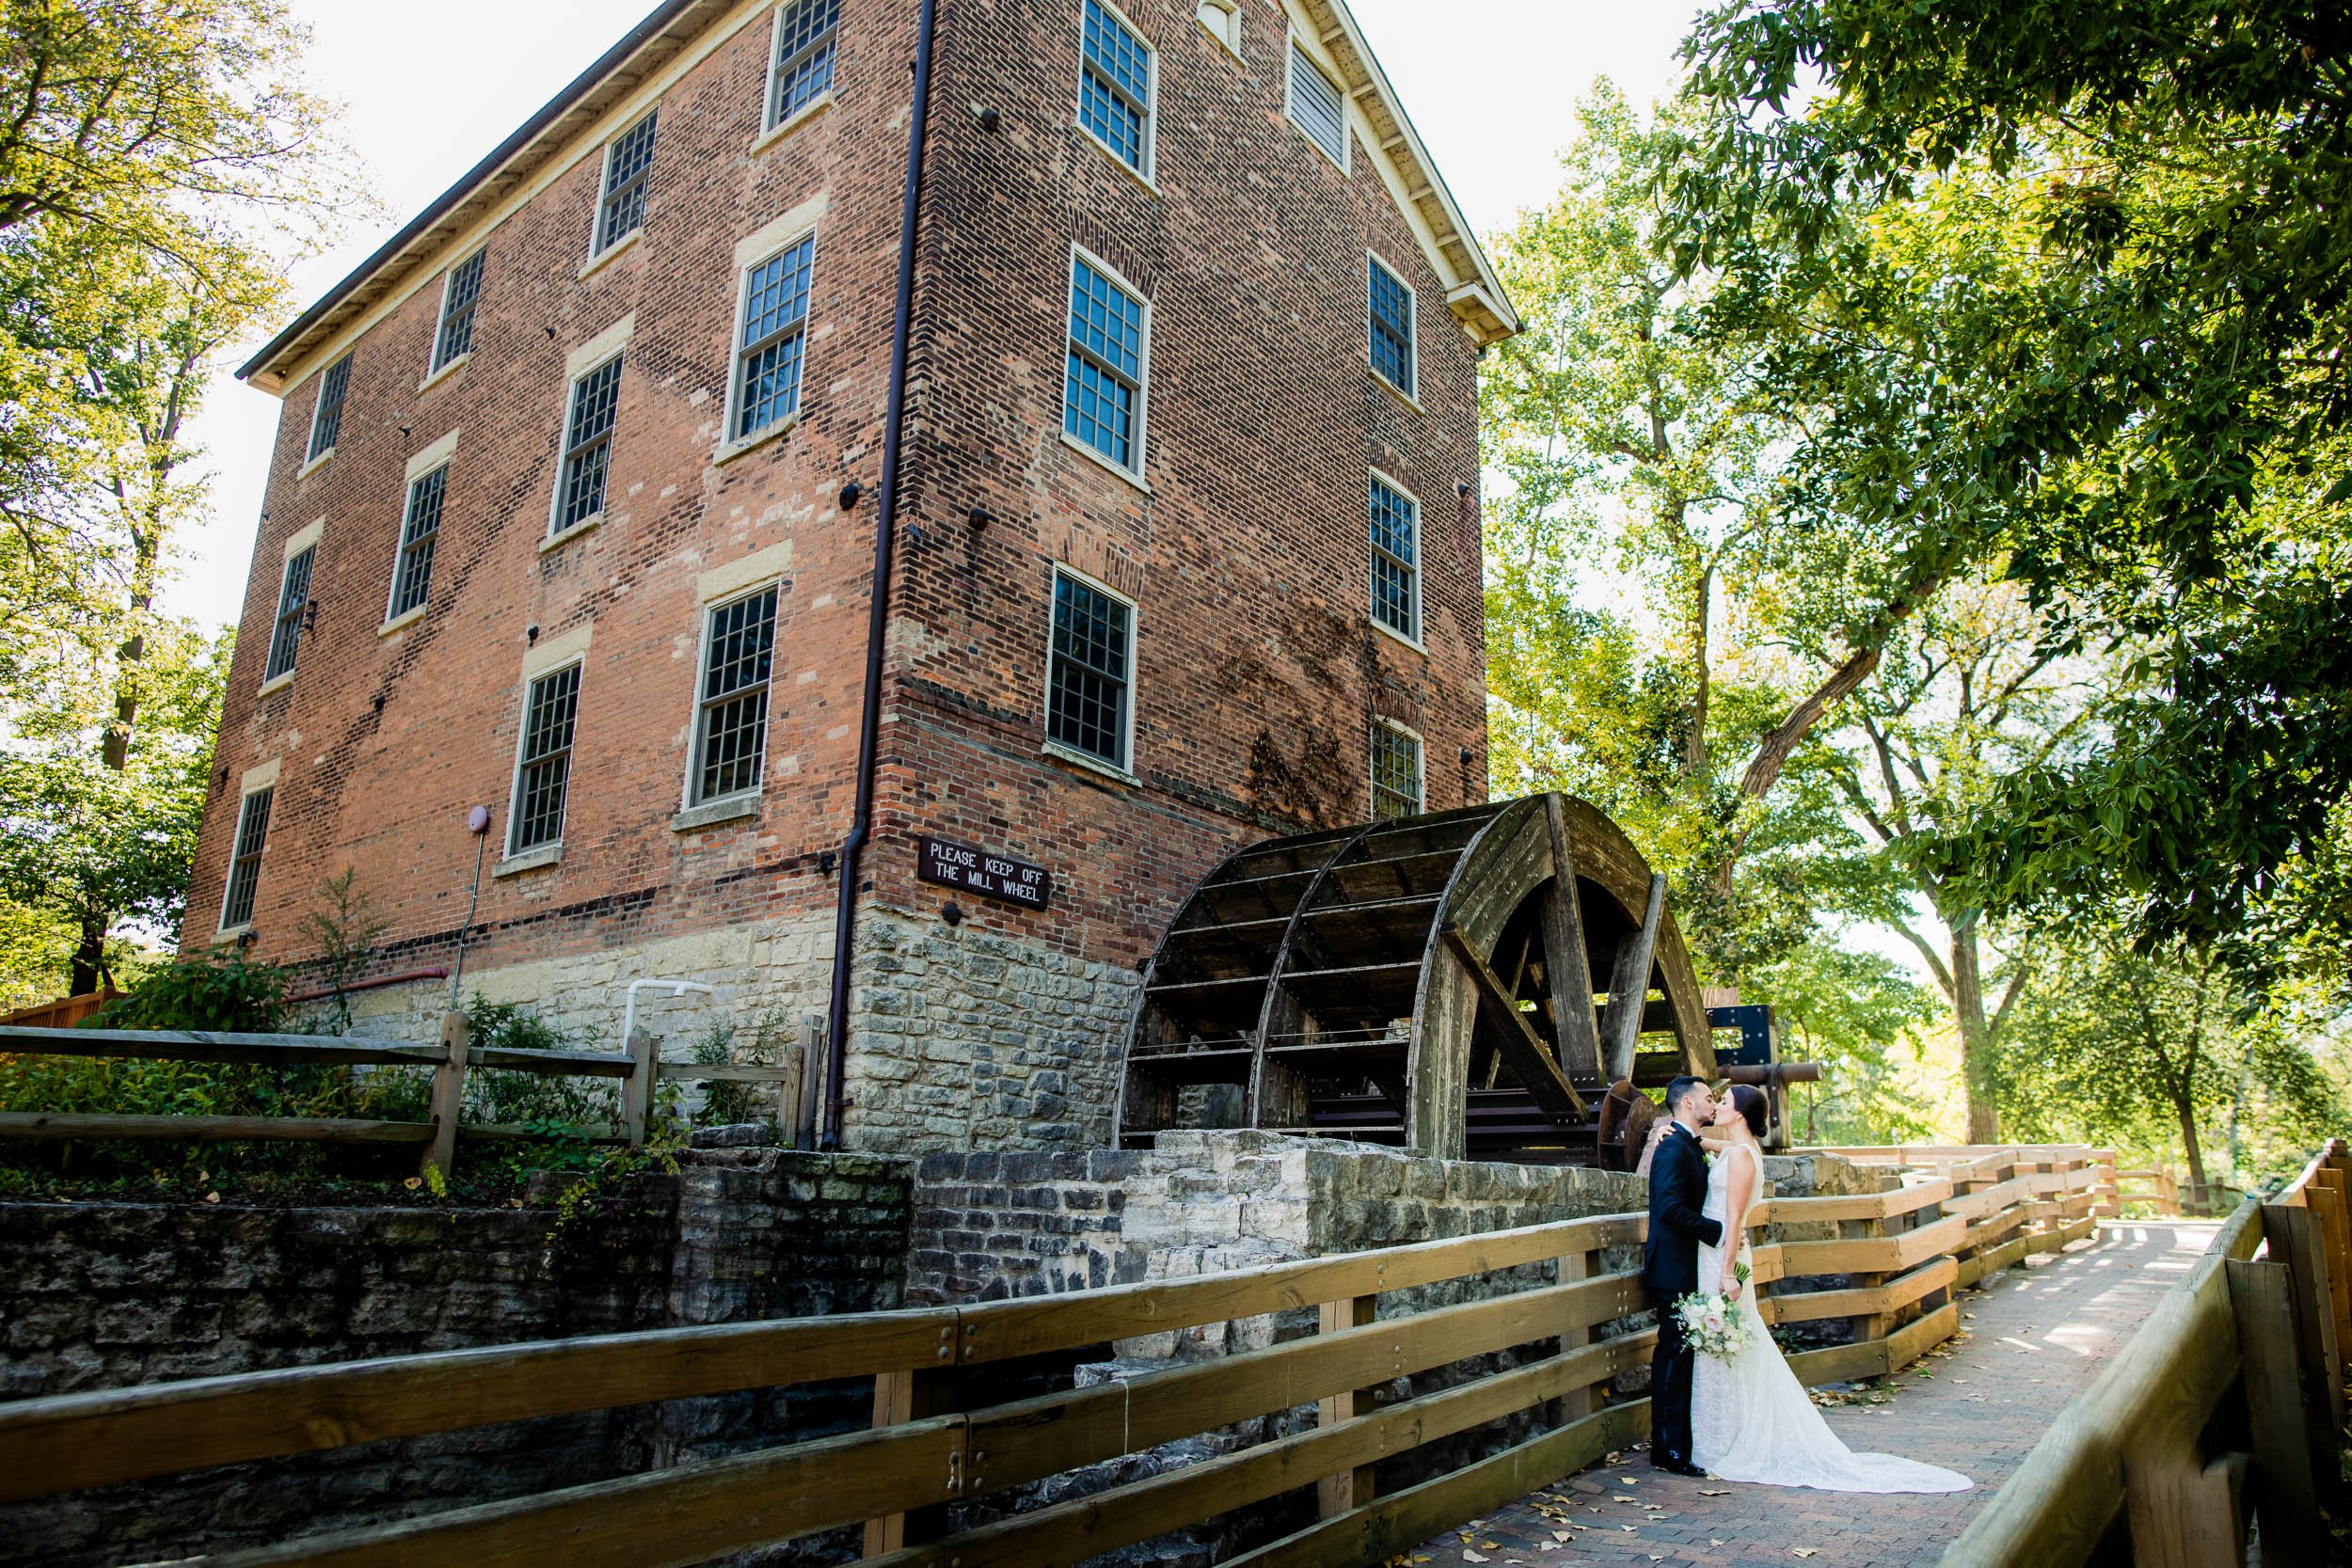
[1942,1139,2352,1568]
[0,1147,2094,1568]
[2113,1167,2184,1217]
[0,1012,818,1178]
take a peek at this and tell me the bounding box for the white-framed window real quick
[595,111,658,255]
[1368,252,1415,397]
[1371,721,1423,819]
[553,356,623,534]
[1078,0,1154,179]
[689,586,779,804]
[218,786,275,931]
[767,0,839,128]
[1368,471,1420,642]
[432,251,485,372]
[388,466,446,620]
[727,233,817,442]
[264,545,314,682]
[1195,0,1239,54]
[1286,39,1346,167]
[1046,566,1136,772]
[508,663,582,854]
[306,355,351,462]
[1064,247,1149,474]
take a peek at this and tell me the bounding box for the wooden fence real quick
[0,989,119,1031]
[0,1148,2098,1568]
[1942,1139,2352,1568]
[0,1012,820,1178]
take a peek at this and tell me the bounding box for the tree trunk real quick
[69,914,106,996]
[2175,1095,2208,1193]
[1950,920,2000,1142]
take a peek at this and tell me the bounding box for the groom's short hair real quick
[1664,1075,1706,1116]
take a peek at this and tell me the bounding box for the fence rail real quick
[1942,1138,2351,1568]
[0,1145,2103,1568]
[0,1010,822,1178]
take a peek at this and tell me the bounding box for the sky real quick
[161,0,1701,628]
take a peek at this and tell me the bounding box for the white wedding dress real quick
[1691,1142,1972,1493]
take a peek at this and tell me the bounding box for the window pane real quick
[695,588,778,803]
[1048,574,1131,768]
[266,546,314,680]
[558,357,623,531]
[512,665,580,852]
[1070,259,1143,380]
[308,356,349,460]
[390,467,446,618]
[1370,258,1413,392]
[1065,258,1145,468]
[436,252,485,369]
[221,787,274,929]
[1369,477,1418,640]
[736,236,816,438]
[770,0,838,125]
[1289,44,1345,163]
[597,113,658,252]
[1079,0,1151,171]
[1371,725,1422,819]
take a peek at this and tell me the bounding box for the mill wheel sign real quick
[916,836,1054,910]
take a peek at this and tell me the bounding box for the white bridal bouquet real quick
[1674,1262,1756,1362]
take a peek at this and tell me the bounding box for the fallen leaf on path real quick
[1460,1554,1487,1563]
[1793,1550,1820,1560]
[1699,1487,1732,1495]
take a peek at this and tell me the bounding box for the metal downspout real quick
[822,0,939,1149]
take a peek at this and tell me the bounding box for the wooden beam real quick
[1539,796,1602,1082]
[422,1008,469,1182]
[1597,874,1664,1081]
[1438,926,1585,1123]
[0,1113,435,1144]
[2226,1258,2326,1562]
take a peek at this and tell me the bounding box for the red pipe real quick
[287,967,449,1005]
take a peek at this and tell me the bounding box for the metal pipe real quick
[286,967,449,1006]
[620,978,715,1049]
[823,0,939,1149]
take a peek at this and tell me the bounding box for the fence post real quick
[621,1027,657,1147]
[1316,1291,1380,1515]
[2225,1256,2328,1561]
[2300,1173,2352,1353]
[862,1351,958,1558]
[1552,1243,1595,1426]
[422,1009,469,1181]
[2260,1203,2347,1457]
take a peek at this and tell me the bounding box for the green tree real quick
[1674,0,2352,968]
[2000,918,2334,1196]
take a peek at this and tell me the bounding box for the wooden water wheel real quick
[1114,792,1718,1162]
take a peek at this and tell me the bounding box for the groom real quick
[1643,1075,1724,1476]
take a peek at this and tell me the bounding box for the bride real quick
[1691,1085,1972,1493]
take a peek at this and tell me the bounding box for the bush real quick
[84,949,290,1032]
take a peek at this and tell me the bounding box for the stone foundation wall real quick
[0,1147,911,1567]
[842,907,1140,1155]
[336,906,1139,1157]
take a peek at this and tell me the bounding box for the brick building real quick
[191,0,1517,1152]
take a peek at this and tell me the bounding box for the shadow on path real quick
[1406,1220,2218,1568]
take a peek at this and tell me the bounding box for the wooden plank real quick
[1538,794,1603,1082]
[0,1309,961,1502]
[1758,1258,1956,1327]
[1219,1399,1654,1568]
[2302,1176,2352,1351]
[1883,1301,1960,1373]
[1756,1179,1954,1227]
[1553,1244,1595,1424]
[1596,873,1664,1082]
[0,1024,443,1067]
[1438,926,1584,1122]
[2261,1204,2347,1454]
[1784,1336,1888,1386]
[190,1416,967,1568]
[954,1212,1645,1366]
[1766,1212,1964,1279]
[422,1008,468,1181]
[464,1045,637,1077]
[0,1113,435,1144]
[2225,1258,2325,1563]
[867,1335,1651,1568]
[966,1270,1650,1494]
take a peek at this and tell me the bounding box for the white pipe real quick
[620,978,715,1048]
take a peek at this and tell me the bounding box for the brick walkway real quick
[1406,1220,2218,1568]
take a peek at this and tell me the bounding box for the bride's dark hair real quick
[1727,1084,1770,1139]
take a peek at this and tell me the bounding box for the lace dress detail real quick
[1690,1144,1971,1493]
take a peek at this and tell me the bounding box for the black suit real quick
[1643,1122,1724,1465]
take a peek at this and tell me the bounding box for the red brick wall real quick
[186,0,1490,1059]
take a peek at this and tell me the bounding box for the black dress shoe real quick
[1652,1456,1707,1476]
